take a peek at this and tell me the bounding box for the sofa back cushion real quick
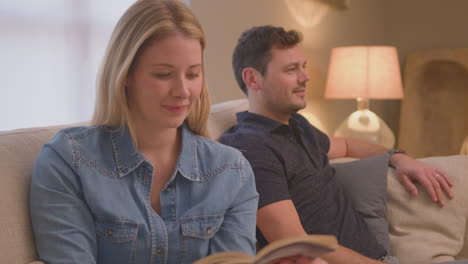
[0,125,70,263]
[207,98,249,140]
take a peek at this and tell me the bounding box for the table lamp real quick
[324,46,404,148]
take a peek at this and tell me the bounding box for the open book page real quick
[194,251,253,264]
[194,235,338,264]
[254,235,338,264]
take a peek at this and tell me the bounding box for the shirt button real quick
[156,247,162,256]
[107,228,113,237]
[206,227,213,234]
[166,187,173,192]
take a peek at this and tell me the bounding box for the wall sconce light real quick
[325,46,404,148]
[285,0,349,27]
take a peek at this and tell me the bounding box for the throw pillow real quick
[330,154,391,254]
[387,155,468,264]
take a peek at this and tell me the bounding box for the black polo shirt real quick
[220,111,386,259]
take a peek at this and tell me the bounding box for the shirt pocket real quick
[180,214,224,263]
[95,218,138,264]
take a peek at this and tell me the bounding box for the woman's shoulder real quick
[192,133,252,169]
[55,125,107,138]
[46,125,106,146]
[187,133,254,185]
[36,125,125,176]
[43,125,112,158]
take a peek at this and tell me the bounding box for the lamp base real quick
[334,109,395,149]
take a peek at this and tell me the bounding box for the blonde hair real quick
[92,0,211,145]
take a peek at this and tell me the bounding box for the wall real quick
[191,0,389,135]
[0,1,131,131]
[385,0,468,142]
[191,0,468,141]
[386,0,468,61]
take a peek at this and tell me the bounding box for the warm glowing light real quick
[325,46,403,148]
[299,110,328,134]
[345,109,380,132]
[334,109,395,149]
[285,0,331,27]
[325,46,403,99]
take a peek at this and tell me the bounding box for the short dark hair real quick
[232,26,302,94]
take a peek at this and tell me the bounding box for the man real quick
[220,26,454,264]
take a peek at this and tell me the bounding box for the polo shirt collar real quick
[236,111,301,133]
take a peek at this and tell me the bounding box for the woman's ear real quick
[241,67,262,92]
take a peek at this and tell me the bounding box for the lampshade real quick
[325,46,404,99]
[324,46,404,148]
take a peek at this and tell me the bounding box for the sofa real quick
[1,98,467,264]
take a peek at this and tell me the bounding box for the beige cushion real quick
[0,125,72,264]
[207,98,248,140]
[388,155,468,264]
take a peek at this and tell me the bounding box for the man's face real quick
[258,45,310,117]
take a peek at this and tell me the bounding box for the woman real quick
[29,0,258,263]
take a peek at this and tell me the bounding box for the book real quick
[194,234,338,264]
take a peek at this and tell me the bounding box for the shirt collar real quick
[109,124,200,181]
[109,126,145,178]
[175,124,201,181]
[236,111,301,133]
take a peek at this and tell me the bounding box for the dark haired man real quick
[220,25,454,264]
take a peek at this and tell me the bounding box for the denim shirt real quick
[30,125,258,264]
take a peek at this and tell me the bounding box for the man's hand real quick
[391,153,454,206]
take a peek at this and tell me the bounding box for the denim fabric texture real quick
[29,124,258,264]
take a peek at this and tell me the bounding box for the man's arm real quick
[327,137,386,160]
[328,136,454,206]
[257,200,384,264]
